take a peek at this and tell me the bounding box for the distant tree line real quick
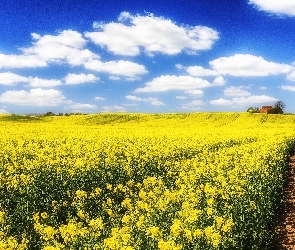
[44,111,85,116]
[247,101,286,114]
[246,107,260,113]
[25,112,86,117]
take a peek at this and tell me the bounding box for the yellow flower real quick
[107,198,113,206]
[158,239,182,250]
[206,208,214,216]
[221,219,234,233]
[51,200,58,207]
[206,198,214,206]
[33,213,40,222]
[121,198,132,209]
[89,217,104,231]
[91,187,102,197]
[43,246,60,250]
[170,219,182,237]
[146,226,160,239]
[250,201,257,209]
[184,228,192,241]
[0,231,5,239]
[41,212,48,219]
[136,215,145,229]
[42,226,56,241]
[194,229,203,238]
[107,209,114,217]
[0,211,5,224]
[211,232,222,247]
[215,216,224,229]
[121,247,134,250]
[75,190,87,199]
[122,215,130,224]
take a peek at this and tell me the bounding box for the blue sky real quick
[1,0,295,114]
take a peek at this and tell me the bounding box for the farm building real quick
[260,106,272,113]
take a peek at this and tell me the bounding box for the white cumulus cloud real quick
[101,105,126,112]
[85,12,219,56]
[65,73,99,85]
[249,0,295,16]
[109,76,121,81]
[281,85,295,92]
[210,95,277,106]
[125,95,143,101]
[66,102,97,111]
[94,96,106,101]
[125,95,165,106]
[28,77,62,87]
[0,88,67,106]
[175,64,185,70]
[287,71,295,81]
[224,86,251,97]
[213,76,226,86]
[231,95,278,106]
[149,98,165,106]
[134,75,212,93]
[22,30,99,66]
[0,72,29,85]
[85,59,148,78]
[0,54,47,69]
[0,109,8,114]
[210,98,233,106]
[210,54,292,76]
[186,66,219,76]
[184,89,204,97]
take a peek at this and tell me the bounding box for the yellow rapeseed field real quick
[0,112,294,249]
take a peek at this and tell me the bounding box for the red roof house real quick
[260,106,272,113]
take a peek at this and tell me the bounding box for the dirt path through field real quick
[274,152,295,249]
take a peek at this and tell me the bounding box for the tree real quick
[247,107,260,113]
[247,107,254,112]
[44,111,56,116]
[267,101,285,114]
[274,101,285,112]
